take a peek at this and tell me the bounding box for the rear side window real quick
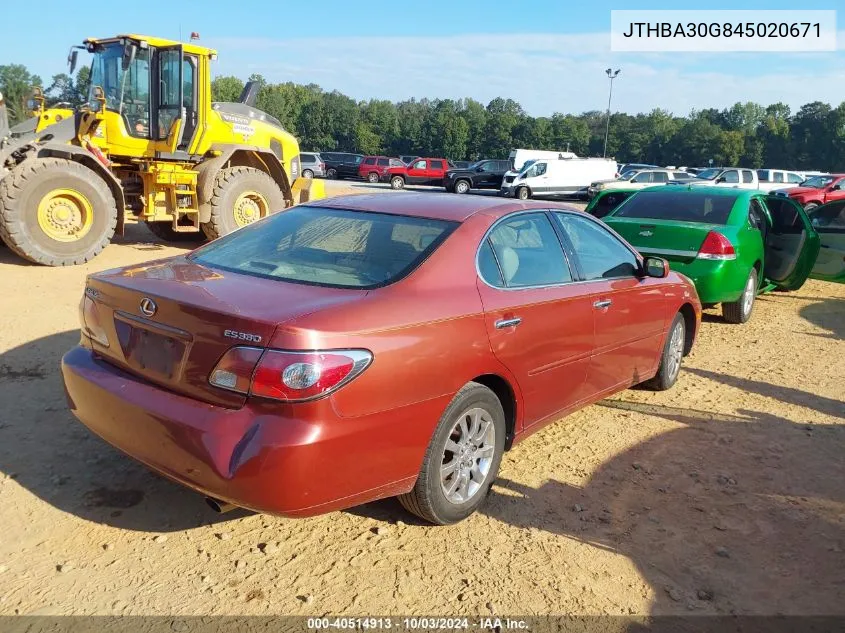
[741,170,754,183]
[389,159,404,167]
[756,170,770,181]
[787,172,804,184]
[484,213,572,287]
[191,207,457,289]
[364,157,377,165]
[765,198,805,234]
[589,191,634,218]
[652,172,669,183]
[377,158,390,166]
[301,154,316,164]
[430,160,445,170]
[773,172,784,183]
[612,191,737,225]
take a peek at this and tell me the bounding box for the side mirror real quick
[831,183,841,191]
[715,176,725,184]
[68,49,79,75]
[643,256,670,278]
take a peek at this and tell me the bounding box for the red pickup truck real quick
[384,157,453,189]
[777,174,845,210]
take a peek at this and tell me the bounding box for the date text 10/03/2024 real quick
[307,617,530,630]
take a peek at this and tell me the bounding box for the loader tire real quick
[0,157,116,266]
[146,222,207,243]
[202,166,284,240]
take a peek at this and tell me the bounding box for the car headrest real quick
[500,246,519,284]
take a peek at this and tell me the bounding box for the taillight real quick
[209,348,372,402]
[209,346,263,394]
[697,231,736,260]
[80,292,110,347]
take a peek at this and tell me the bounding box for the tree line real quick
[2,63,844,170]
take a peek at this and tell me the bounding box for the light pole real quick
[603,68,620,158]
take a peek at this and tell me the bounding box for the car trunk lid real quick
[84,256,364,408]
[605,217,725,263]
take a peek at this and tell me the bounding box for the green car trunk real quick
[603,187,821,306]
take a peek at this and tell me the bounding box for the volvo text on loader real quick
[0,34,322,266]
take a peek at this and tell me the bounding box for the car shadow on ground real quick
[480,399,845,615]
[797,297,845,340]
[0,330,247,532]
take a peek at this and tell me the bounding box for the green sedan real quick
[603,186,823,324]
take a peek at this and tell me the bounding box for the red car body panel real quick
[786,174,845,206]
[384,158,451,186]
[62,194,701,517]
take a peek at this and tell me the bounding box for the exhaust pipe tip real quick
[205,496,237,514]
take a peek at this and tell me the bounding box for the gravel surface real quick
[0,180,842,616]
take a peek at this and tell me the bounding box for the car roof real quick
[307,193,581,222]
[638,185,755,198]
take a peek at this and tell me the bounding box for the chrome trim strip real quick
[630,246,698,258]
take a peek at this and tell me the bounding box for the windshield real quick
[612,191,737,225]
[88,43,150,136]
[190,206,458,289]
[695,168,721,180]
[800,175,834,189]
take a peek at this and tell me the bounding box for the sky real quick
[2,0,844,117]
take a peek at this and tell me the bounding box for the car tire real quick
[454,180,471,194]
[644,313,686,391]
[0,157,117,266]
[516,186,530,200]
[803,202,819,212]
[390,176,405,190]
[367,172,379,184]
[722,268,757,324]
[326,168,337,179]
[302,169,314,179]
[201,166,284,240]
[397,382,506,525]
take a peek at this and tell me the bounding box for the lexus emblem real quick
[139,297,157,317]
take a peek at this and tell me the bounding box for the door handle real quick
[593,299,612,309]
[495,317,522,329]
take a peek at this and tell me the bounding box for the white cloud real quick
[207,31,845,116]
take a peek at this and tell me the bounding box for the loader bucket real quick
[291,177,326,205]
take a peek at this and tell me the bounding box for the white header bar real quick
[611,10,837,52]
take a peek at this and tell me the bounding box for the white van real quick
[501,158,617,200]
[509,149,577,171]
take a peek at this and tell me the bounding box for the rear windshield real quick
[612,191,737,224]
[190,207,457,289]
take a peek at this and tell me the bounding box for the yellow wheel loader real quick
[0,34,323,266]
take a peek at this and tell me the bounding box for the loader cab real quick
[85,36,203,155]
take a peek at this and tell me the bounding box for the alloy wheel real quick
[440,407,496,504]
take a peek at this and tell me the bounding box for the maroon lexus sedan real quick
[62,194,701,524]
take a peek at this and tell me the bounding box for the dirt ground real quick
[0,180,843,617]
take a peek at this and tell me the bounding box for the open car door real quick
[761,196,821,291]
[807,200,845,284]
